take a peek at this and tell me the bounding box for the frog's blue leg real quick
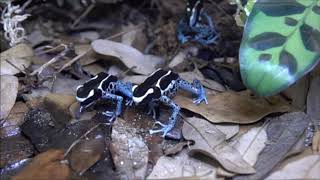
[116,81,133,106]
[149,96,180,137]
[101,93,123,117]
[177,78,208,105]
[192,12,219,45]
[177,18,190,44]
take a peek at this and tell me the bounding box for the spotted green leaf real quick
[240,0,320,96]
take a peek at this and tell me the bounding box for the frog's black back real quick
[77,72,109,99]
[133,69,167,97]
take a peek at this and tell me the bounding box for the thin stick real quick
[35,44,66,56]
[63,120,112,158]
[57,47,92,73]
[71,1,96,28]
[5,59,27,74]
[106,24,144,40]
[30,44,70,76]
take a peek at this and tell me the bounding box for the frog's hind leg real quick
[101,93,123,117]
[176,78,208,104]
[149,96,180,137]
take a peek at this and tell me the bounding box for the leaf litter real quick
[0,1,319,180]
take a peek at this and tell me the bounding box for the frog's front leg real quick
[149,96,180,137]
[177,78,208,104]
[116,81,133,106]
[101,93,123,117]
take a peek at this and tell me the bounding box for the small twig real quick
[57,47,92,73]
[5,59,27,74]
[35,44,66,56]
[30,44,70,76]
[106,24,144,40]
[71,0,96,28]
[63,120,112,158]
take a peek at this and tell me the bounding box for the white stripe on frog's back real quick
[98,74,111,92]
[155,70,175,95]
[76,89,94,102]
[133,88,154,104]
[76,74,99,91]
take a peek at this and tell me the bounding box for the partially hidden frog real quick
[177,0,219,45]
[76,72,133,119]
[132,69,208,137]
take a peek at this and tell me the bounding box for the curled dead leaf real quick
[182,117,255,174]
[0,75,19,119]
[147,149,216,179]
[91,39,165,75]
[175,91,292,124]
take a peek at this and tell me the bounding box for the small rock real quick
[0,75,19,119]
[44,93,76,125]
[22,109,59,152]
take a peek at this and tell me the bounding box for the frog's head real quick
[186,0,203,27]
[76,85,102,113]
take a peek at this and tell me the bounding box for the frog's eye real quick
[187,7,191,12]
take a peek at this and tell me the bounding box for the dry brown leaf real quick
[175,91,292,124]
[83,63,105,75]
[266,154,320,179]
[230,126,267,166]
[111,118,149,179]
[0,43,33,75]
[12,149,70,180]
[183,117,255,174]
[91,39,165,75]
[2,102,28,127]
[215,124,239,139]
[0,75,19,119]
[123,75,148,85]
[147,149,216,180]
[74,44,96,66]
[68,138,105,175]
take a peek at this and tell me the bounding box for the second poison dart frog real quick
[132,69,208,137]
[76,72,133,119]
[177,0,219,45]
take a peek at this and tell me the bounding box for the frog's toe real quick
[102,111,115,117]
[149,121,173,137]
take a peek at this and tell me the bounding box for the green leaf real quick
[240,0,320,96]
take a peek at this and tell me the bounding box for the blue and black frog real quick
[76,69,208,137]
[177,0,219,45]
[132,69,208,137]
[76,72,133,119]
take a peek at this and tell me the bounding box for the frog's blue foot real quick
[149,121,174,137]
[192,79,208,105]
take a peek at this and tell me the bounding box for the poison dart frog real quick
[177,0,219,45]
[132,69,208,137]
[76,72,133,119]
